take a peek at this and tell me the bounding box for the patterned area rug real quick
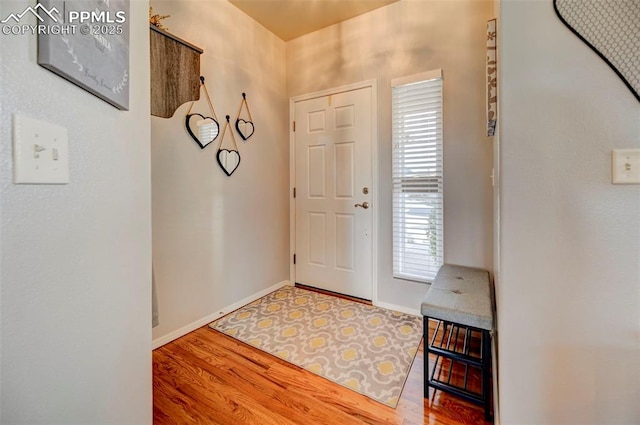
[209,286,422,407]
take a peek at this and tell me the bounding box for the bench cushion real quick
[420,264,494,331]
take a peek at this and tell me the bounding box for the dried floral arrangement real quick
[149,7,170,31]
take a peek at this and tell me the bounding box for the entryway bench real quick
[421,264,494,419]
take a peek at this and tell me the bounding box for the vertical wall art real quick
[38,0,131,110]
[554,0,639,102]
[486,19,497,137]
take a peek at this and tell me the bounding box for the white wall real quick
[0,1,152,424]
[287,0,494,311]
[150,0,290,343]
[498,1,640,423]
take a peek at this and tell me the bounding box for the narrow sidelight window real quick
[391,70,444,283]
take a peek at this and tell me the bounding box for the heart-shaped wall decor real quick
[185,114,220,149]
[217,149,241,176]
[554,0,640,102]
[235,118,255,141]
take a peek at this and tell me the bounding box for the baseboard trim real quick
[374,301,421,317]
[152,280,292,350]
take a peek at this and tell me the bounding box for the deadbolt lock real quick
[362,187,369,194]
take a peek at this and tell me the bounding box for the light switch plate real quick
[13,114,69,184]
[612,149,640,184]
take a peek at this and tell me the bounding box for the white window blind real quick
[392,70,443,283]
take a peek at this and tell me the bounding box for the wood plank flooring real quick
[154,323,491,425]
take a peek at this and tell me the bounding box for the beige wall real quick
[150,0,290,343]
[287,0,494,310]
[0,1,151,423]
[497,1,640,423]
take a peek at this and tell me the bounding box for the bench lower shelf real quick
[424,318,493,420]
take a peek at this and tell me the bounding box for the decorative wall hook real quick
[234,92,255,141]
[216,115,241,176]
[185,76,220,149]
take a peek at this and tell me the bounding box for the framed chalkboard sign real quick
[38,0,130,110]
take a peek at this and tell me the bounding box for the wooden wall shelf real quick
[150,26,204,118]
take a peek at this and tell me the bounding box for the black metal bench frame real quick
[424,317,492,420]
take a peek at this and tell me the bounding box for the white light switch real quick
[13,114,69,184]
[612,149,640,184]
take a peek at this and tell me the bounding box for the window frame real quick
[391,69,444,283]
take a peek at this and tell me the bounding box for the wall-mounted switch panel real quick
[13,114,69,184]
[612,149,640,184]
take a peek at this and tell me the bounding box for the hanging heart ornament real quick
[235,119,255,141]
[216,115,241,176]
[184,76,221,149]
[554,0,640,101]
[235,92,255,140]
[185,113,219,149]
[216,149,241,176]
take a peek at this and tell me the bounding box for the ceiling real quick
[228,0,399,41]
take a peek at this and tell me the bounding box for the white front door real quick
[294,86,373,300]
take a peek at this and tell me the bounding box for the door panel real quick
[308,145,326,198]
[294,87,372,300]
[308,212,327,266]
[335,142,355,198]
[335,213,355,271]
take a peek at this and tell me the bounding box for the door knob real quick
[354,202,370,209]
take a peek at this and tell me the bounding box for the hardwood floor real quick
[153,323,491,425]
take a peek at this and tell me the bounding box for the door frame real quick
[289,79,378,303]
